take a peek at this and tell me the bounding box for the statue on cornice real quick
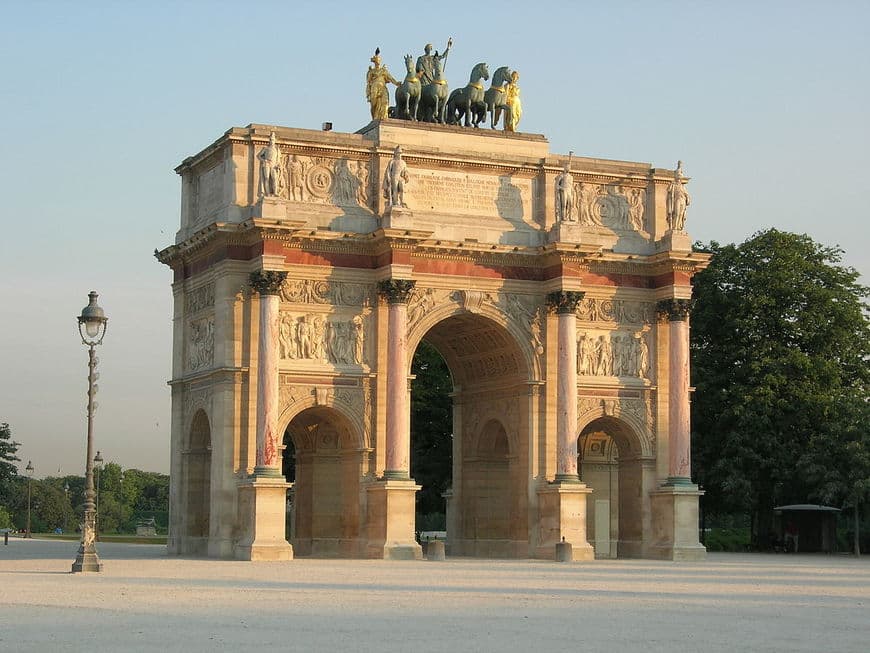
[504,70,522,132]
[382,146,409,209]
[666,161,691,231]
[257,132,283,198]
[555,153,575,222]
[366,48,399,121]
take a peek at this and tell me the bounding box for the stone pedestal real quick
[536,483,595,561]
[648,484,706,561]
[548,221,584,244]
[255,197,288,220]
[235,476,294,561]
[656,230,692,253]
[365,479,422,559]
[382,206,414,230]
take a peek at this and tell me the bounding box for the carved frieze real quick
[451,289,497,314]
[281,154,371,210]
[573,183,646,232]
[187,316,214,372]
[278,313,367,366]
[185,282,215,314]
[499,292,545,355]
[280,279,374,307]
[407,287,445,329]
[278,382,313,411]
[182,385,213,424]
[577,298,653,325]
[577,330,651,379]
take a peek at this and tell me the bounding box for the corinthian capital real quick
[656,298,692,322]
[547,290,585,314]
[250,270,288,296]
[377,279,416,304]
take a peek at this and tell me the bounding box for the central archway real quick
[411,310,533,557]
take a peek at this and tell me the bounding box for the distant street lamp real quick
[93,451,103,541]
[25,461,34,538]
[71,291,107,573]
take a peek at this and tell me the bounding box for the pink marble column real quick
[251,270,287,477]
[658,299,692,484]
[549,291,584,483]
[378,279,416,479]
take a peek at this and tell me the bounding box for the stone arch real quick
[281,404,366,557]
[577,402,653,458]
[277,389,368,451]
[411,309,532,557]
[407,294,542,382]
[184,409,211,549]
[577,414,653,559]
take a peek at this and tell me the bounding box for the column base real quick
[649,483,706,561]
[366,478,422,560]
[235,476,294,561]
[536,483,595,561]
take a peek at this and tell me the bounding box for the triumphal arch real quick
[157,100,708,561]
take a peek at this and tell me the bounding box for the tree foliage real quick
[691,229,870,548]
[0,422,21,482]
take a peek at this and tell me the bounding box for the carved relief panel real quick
[187,316,214,373]
[280,154,371,210]
[278,312,367,366]
[573,182,647,233]
[577,330,650,380]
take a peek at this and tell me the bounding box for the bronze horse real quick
[446,62,490,127]
[395,54,421,120]
[419,53,449,123]
[484,66,513,130]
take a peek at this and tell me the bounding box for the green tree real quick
[0,423,21,483]
[691,229,870,549]
[411,340,453,528]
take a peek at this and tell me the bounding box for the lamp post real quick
[63,483,70,532]
[25,461,34,538]
[71,291,107,573]
[93,451,103,541]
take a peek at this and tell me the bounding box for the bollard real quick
[426,539,446,561]
[4,531,8,545]
[555,536,573,562]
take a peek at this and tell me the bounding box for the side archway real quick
[183,409,211,553]
[578,414,653,559]
[281,404,366,557]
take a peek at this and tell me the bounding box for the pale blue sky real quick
[1,1,867,476]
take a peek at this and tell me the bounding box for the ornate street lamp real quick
[93,451,103,541]
[71,291,107,573]
[25,461,34,538]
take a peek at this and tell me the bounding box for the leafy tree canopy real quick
[0,422,21,482]
[691,229,869,546]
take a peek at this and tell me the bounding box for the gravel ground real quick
[1,538,867,652]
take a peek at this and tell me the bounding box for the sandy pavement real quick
[1,538,867,652]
